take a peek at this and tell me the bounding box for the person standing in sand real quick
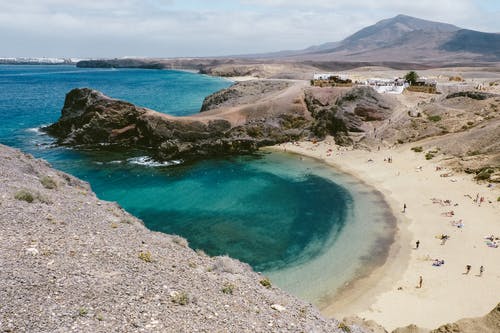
[416,240,420,249]
[479,265,484,276]
[403,203,407,213]
[465,265,471,274]
[418,276,423,288]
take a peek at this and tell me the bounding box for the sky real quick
[1,0,499,58]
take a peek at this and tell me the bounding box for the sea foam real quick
[127,156,183,167]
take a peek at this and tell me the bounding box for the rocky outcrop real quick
[446,91,498,100]
[44,86,311,160]
[0,144,358,332]
[200,81,291,112]
[76,58,255,71]
[430,303,500,333]
[305,86,395,144]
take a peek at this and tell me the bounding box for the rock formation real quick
[305,86,396,144]
[44,82,311,161]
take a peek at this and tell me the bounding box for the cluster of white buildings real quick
[313,73,411,94]
[364,78,409,94]
[0,57,80,64]
[313,73,350,81]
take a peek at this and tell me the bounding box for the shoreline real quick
[261,150,399,312]
[268,139,500,330]
[263,147,403,312]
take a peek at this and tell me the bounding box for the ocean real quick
[0,65,395,304]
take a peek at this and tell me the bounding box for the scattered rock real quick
[271,304,286,312]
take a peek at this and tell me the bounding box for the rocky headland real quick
[44,81,408,163]
[44,81,311,161]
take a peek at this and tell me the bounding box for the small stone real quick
[25,247,39,255]
[271,304,286,312]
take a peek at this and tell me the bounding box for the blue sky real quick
[0,0,498,58]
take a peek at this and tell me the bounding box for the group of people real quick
[432,259,445,267]
[416,191,493,289]
[485,235,499,248]
[464,265,484,276]
[474,193,485,206]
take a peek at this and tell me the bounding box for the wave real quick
[127,156,183,167]
[26,125,50,135]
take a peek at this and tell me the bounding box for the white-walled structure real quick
[365,78,409,94]
[313,73,350,81]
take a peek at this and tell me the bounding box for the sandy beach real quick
[269,139,500,331]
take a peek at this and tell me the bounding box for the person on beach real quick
[403,203,407,213]
[416,240,420,249]
[479,265,484,276]
[418,276,423,288]
[465,265,471,274]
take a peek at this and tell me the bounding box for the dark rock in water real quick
[45,88,147,145]
[45,87,310,160]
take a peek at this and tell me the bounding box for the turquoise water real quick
[0,65,395,303]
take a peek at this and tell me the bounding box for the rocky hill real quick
[44,82,311,161]
[263,15,500,63]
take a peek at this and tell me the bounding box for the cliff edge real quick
[44,82,311,161]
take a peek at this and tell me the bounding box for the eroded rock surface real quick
[45,85,310,160]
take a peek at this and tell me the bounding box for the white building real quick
[313,73,350,81]
[365,78,409,94]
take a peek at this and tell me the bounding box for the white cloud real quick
[0,0,497,57]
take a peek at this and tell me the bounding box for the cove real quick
[0,65,396,304]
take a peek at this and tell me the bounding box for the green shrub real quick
[221,283,235,295]
[40,176,57,189]
[425,152,435,160]
[14,190,34,203]
[411,146,423,153]
[259,277,272,288]
[476,168,494,181]
[78,308,88,317]
[171,291,189,305]
[138,251,152,262]
[338,322,352,332]
[404,71,419,85]
[497,196,500,202]
[428,115,442,122]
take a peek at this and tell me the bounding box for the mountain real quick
[261,15,500,63]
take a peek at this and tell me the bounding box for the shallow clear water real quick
[0,65,394,303]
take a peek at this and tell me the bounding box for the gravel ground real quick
[0,144,370,333]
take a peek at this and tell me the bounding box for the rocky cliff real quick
[46,81,405,161]
[305,86,396,145]
[44,82,311,161]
